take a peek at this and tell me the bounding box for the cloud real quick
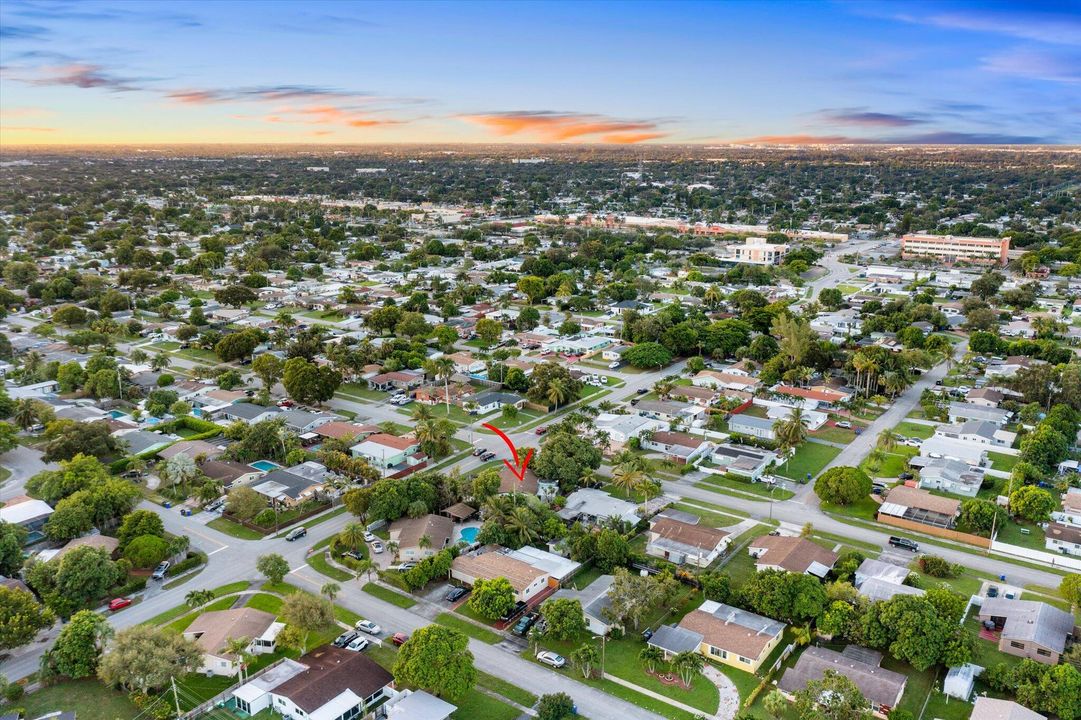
[167,84,376,105]
[733,131,1049,145]
[0,106,51,119]
[461,111,666,143]
[0,23,49,40]
[917,9,1081,46]
[818,109,925,127]
[255,104,406,130]
[981,47,1081,83]
[7,62,144,91]
[5,2,202,29]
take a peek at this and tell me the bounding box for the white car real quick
[345,637,369,652]
[355,620,382,635]
[536,651,566,668]
[363,531,377,543]
[608,361,621,369]
[371,540,385,554]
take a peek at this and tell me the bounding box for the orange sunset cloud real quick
[462,111,666,143]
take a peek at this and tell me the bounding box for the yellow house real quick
[648,600,786,673]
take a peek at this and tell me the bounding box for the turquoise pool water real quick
[249,460,281,472]
[458,526,480,544]
[108,410,128,419]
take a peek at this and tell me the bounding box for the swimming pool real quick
[457,526,480,545]
[249,460,281,472]
[108,410,128,419]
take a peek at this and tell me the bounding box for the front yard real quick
[0,680,138,720]
[775,442,840,481]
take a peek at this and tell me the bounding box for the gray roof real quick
[582,575,616,624]
[657,508,700,525]
[279,408,329,428]
[779,646,907,708]
[948,402,1009,422]
[648,624,704,655]
[118,430,173,455]
[978,598,1075,653]
[854,558,910,587]
[858,577,926,602]
[970,697,1047,720]
[224,402,280,420]
[728,414,775,431]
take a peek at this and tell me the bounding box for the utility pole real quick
[171,677,182,719]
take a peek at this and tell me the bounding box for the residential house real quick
[779,646,907,718]
[113,429,175,456]
[748,535,837,578]
[383,690,456,720]
[727,413,776,441]
[771,385,851,409]
[471,391,525,414]
[201,460,263,488]
[551,574,617,635]
[913,456,985,497]
[593,412,667,451]
[216,402,281,425]
[1045,522,1081,557]
[853,559,924,602]
[966,388,1004,408]
[158,439,225,462]
[977,598,1076,665]
[414,382,475,407]
[970,698,1045,720]
[601,345,630,362]
[709,443,778,481]
[671,384,721,407]
[0,496,53,538]
[279,409,337,434]
[388,514,454,561]
[250,464,330,507]
[1051,488,1081,529]
[650,600,785,673]
[184,608,283,676]
[986,356,1043,377]
[451,548,552,603]
[313,422,380,444]
[446,351,486,375]
[640,430,712,464]
[557,488,641,527]
[350,434,425,476]
[691,370,760,393]
[646,516,730,567]
[878,485,961,529]
[634,399,706,426]
[230,645,394,718]
[933,420,1015,448]
[367,370,423,392]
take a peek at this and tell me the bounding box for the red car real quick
[534,426,547,436]
[108,597,132,611]
[391,632,410,647]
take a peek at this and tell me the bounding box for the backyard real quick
[0,680,138,720]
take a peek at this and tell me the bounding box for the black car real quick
[636,388,649,395]
[641,628,654,641]
[513,612,538,636]
[333,631,359,648]
[472,448,486,457]
[898,472,914,480]
[444,586,468,602]
[499,601,527,623]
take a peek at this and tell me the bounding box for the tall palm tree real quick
[507,505,540,547]
[321,582,341,601]
[639,646,665,674]
[611,463,647,499]
[703,286,723,310]
[339,522,367,553]
[151,353,170,372]
[418,534,432,552]
[672,651,705,687]
[354,559,376,583]
[424,357,455,417]
[876,429,899,453]
[12,398,42,430]
[411,403,434,423]
[546,378,569,410]
[276,311,297,328]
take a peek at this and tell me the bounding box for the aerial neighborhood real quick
[0,144,1078,720]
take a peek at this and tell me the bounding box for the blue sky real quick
[0,0,1077,144]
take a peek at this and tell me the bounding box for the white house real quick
[184,608,283,677]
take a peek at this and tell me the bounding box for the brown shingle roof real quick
[499,465,539,494]
[677,604,783,660]
[749,536,838,574]
[883,485,960,516]
[452,550,547,592]
[390,514,454,551]
[270,645,393,713]
[185,608,277,659]
[650,517,729,552]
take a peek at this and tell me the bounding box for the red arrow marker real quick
[482,422,533,482]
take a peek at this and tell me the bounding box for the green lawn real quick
[142,581,252,627]
[775,443,840,481]
[860,447,917,478]
[820,495,882,523]
[397,403,495,426]
[987,451,1019,472]
[439,611,503,644]
[245,593,284,614]
[207,516,265,540]
[996,518,1046,551]
[895,420,935,439]
[308,551,353,581]
[696,473,795,500]
[336,382,389,401]
[163,596,237,633]
[272,506,347,538]
[567,565,606,591]
[362,582,417,608]
[1,680,139,720]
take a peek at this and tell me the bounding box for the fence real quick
[990,540,1081,572]
[876,514,992,548]
[183,658,287,719]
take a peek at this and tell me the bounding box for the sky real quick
[0,0,1078,146]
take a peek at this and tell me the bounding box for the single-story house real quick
[367,370,423,392]
[709,444,778,481]
[691,370,760,393]
[651,600,785,673]
[877,485,960,529]
[771,385,851,409]
[451,548,552,603]
[913,456,984,497]
[970,698,1045,720]
[853,559,924,602]
[727,413,776,441]
[158,439,225,462]
[557,488,641,527]
[384,689,456,720]
[184,608,283,676]
[389,514,454,561]
[551,574,616,635]
[593,413,667,449]
[230,645,394,718]
[216,402,282,425]
[748,535,837,578]
[1045,522,1081,557]
[314,422,380,444]
[947,402,1010,427]
[114,429,174,456]
[778,646,907,718]
[471,391,525,414]
[640,430,712,464]
[934,420,1015,448]
[977,598,1076,665]
[351,434,422,470]
[646,516,730,568]
[201,460,264,488]
[250,464,330,507]
[0,496,54,536]
[279,409,337,434]
[917,436,987,468]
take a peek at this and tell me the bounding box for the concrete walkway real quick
[603,672,719,719]
[702,665,741,720]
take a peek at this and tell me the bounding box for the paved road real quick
[0,445,56,502]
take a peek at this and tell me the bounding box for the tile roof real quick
[186,608,277,659]
[779,646,906,708]
[390,514,454,550]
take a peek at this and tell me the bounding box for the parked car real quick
[355,620,382,635]
[536,651,566,668]
[472,447,486,456]
[371,540,385,554]
[608,361,621,369]
[399,562,417,570]
[205,497,225,512]
[277,399,294,408]
[641,628,654,641]
[444,586,468,602]
[333,631,359,648]
[391,632,410,646]
[345,637,369,652]
[108,597,132,611]
[513,613,538,636]
[535,426,548,436]
[499,600,528,623]
[343,550,363,561]
[987,586,999,598]
[363,531,377,543]
[888,536,919,552]
[151,561,170,580]
[898,472,914,480]
[285,526,307,541]
[835,420,852,429]
[481,452,496,461]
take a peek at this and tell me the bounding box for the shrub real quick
[4,684,24,702]
[123,535,170,568]
[166,551,206,577]
[254,508,278,526]
[918,555,958,578]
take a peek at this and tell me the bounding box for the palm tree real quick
[12,398,42,430]
[611,463,647,499]
[151,353,170,372]
[21,351,43,381]
[164,453,199,492]
[339,522,366,553]
[546,378,569,410]
[418,534,432,552]
[653,380,675,400]
[507,505,540,547]
[793,624,812,647]
[386,541,400,560]
[772,407,807,475]
[197,479,223,504]
[354,559,376,583]
[411,403,434,423]
[185,589,215,608]
[672,651,704,687]
[321,582,341,601]
[424,357,455,417]
[639,646,665,674]
[866,447,886,475]
[876,430,899,453]
[224,636,253,682]
[276,311,297,328]
[703,285,723,310]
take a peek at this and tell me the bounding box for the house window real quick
[236,699,251,714]
[1010,641,1025,650]
[1036,649,1052,657]
[738,656,751,664]
[709,646,727,659]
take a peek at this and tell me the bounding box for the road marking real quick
[207,546,229,556]
[289,564,309,574]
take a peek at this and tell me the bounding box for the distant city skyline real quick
[1,0,1078,145]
